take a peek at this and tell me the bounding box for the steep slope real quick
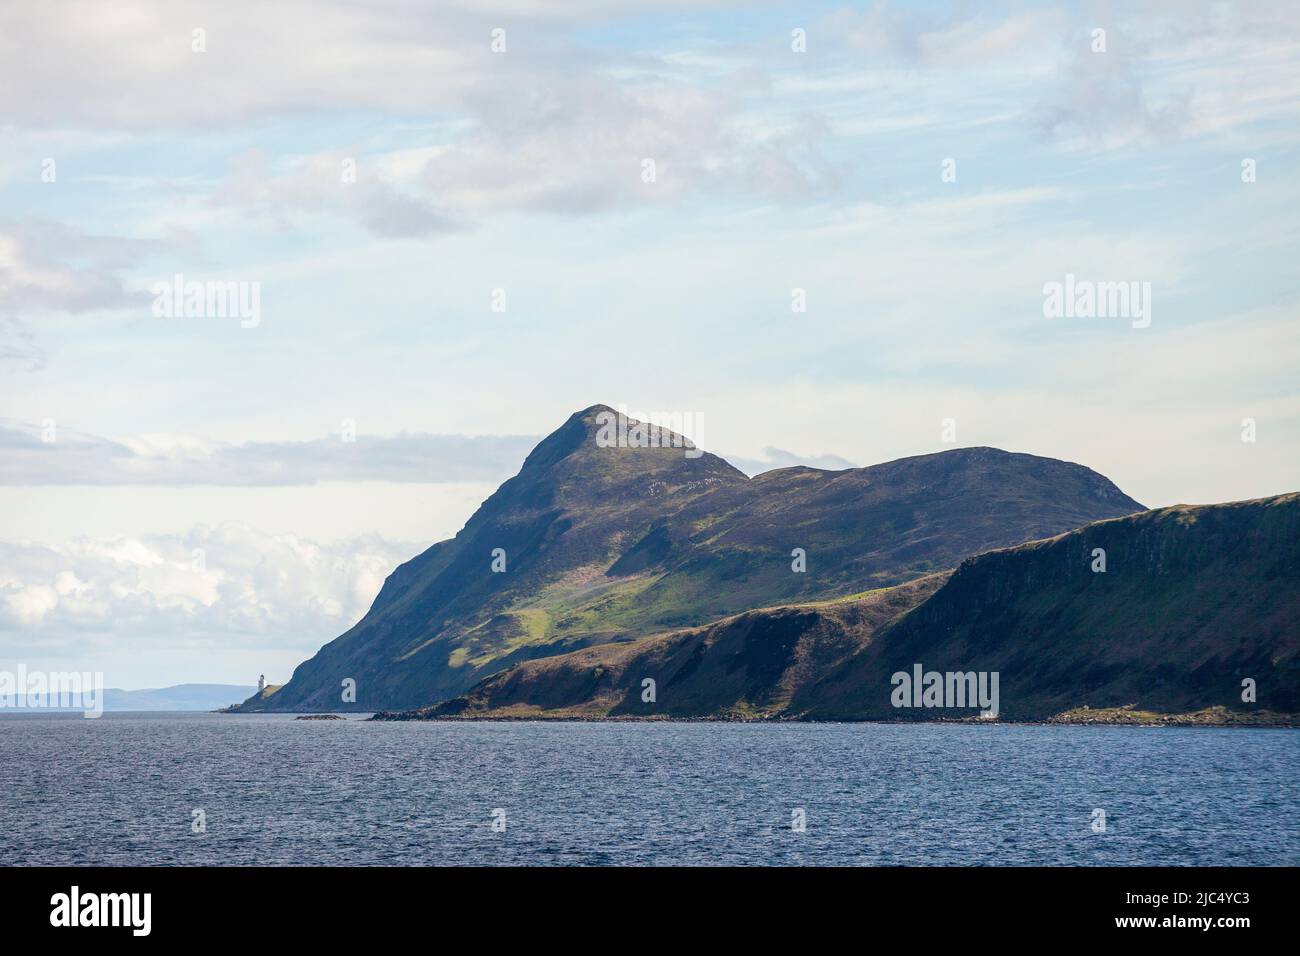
[240,404,1144,712]
[386,493,1299,724]
[807,492,1300,721]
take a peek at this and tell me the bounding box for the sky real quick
[1,0,1297,688]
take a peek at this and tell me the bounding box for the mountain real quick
[104,684,257,711]
[239,404,1143,713]
[388,494,1299,724]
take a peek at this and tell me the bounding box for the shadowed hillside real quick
[808,492,1300,721]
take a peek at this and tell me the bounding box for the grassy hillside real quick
[390,575,948,720]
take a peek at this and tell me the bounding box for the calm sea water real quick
[2,713,1295,866]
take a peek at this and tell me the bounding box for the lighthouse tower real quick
[258,674,265,693]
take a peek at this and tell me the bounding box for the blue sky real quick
[1,0,1297,687]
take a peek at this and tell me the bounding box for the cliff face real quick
[383,494,1300,724]
[239,405,1144,713]
[809,493,1300,720]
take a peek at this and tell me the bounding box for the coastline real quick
[366,705,1300,728]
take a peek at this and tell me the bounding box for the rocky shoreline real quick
[1044,705,1298,727]
[369,706,1299,727]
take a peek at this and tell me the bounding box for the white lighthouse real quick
[258,674,265,693]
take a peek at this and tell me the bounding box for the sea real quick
[2,713,1295,866]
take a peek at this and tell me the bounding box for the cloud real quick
[0,422,539,486]
[1031,25,1192,148]
[1032,3,1300,149]
[418,66,841,216]
[214,150,466,239]
[808,2,1300,150]
[0,525,420,658]
[0,317,42,370]
[198,72,841,233]
[824,4,1061,67]
[1,2,842,232]
[0,220,157,309]
[0,1,774,129]
[0,1,472,129]
[0,218,163,369]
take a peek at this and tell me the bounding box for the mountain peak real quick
[573,402,617,418]
[518,406,603,472]
[520,404,731,478]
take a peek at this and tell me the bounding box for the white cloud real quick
[0,219,161,368]
[213,149,466,239]
[0,525,420,658]
[0,2,844,235]
[0,217,179,376]
[0,1,781,129]
[0,421,538,485]
[1033,3,1300,149]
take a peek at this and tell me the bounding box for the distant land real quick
[4,684,255,713]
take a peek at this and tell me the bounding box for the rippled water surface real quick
[3,713,1295,865]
